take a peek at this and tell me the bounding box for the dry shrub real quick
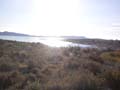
[104,70,120,90]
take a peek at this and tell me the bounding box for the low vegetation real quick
[66,39,120,50]
[0,39,120,90]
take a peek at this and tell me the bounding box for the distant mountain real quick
[0,31,87,39]
[0,31,30,36]
[61,36,87,39]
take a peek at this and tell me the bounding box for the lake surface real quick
[0,35,92,48]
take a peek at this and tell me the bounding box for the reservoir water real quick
[0,36,92,48]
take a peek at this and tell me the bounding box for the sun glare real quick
[31,0,82,36]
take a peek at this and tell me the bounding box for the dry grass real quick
[101,50,120,62]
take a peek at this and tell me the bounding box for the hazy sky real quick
[0,0,120,39]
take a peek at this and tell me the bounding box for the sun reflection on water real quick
[39,37,71,47]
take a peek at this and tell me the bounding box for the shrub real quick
[83,62,102,75]
[70,74,104,90]
[104,70,120,90]
[0,61,18,72]
[25,80,43,90]
[0,71,26,90]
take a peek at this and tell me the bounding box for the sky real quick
[0,0,120,39]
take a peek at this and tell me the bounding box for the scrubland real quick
[0,39,120,90]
